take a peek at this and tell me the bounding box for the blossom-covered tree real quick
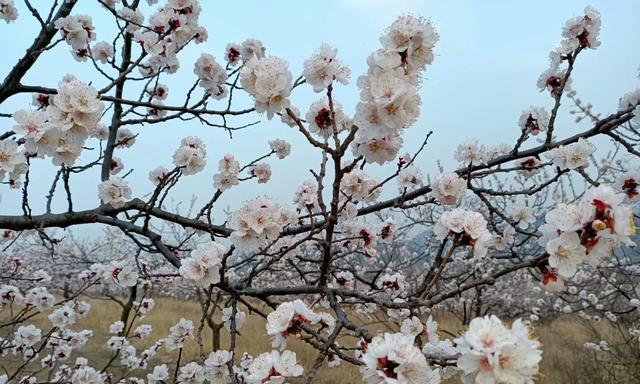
[1,1,639,383]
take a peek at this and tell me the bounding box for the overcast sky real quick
[1,0,639,235]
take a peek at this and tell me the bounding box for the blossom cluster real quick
[351,15,438,164]
[338,217,397,258]
[240,56,293,119]
[431,172,467,205]
[132,0,208,76]
[341,169,381,203]
[268,139,291,159]
[213,154,240,191]
[229,196,297,253]
[178,241,226,287]
[242,350,304,383]
[455,315,542,384]
[303,43,351,92]
[294,180,320,212]
[560,6,601,52]
[397,164,424,192]
[537,7,601,96]
[249,162,272,184]
[3,5,640,384]
[540,185,636,284]
[173,136,207,175]
[194,53,228,99]
[545,138,595,170]
[213,140,289,191]
[224,39,265,67]
[619,89,640,112]
[166,317,194,351]
[434,208,491,257]
[518,106,550,136]
[98,177,132,208]
[453,139,511,166]
[361,332,441,384]
[266,299,334,350]
[54,15,96,60]
[12,76,105,173]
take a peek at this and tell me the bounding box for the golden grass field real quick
[0,297,632,383]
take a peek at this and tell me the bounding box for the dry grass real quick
[0,297,631,383]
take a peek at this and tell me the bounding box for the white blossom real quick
[55,15,96,50]
[431,172,466,205]
[508,204,536,230]
[249,163,272,184]
[194,54,228,99]
[266,300,322,350]
[306,99,350,138]
[0,140,25,173]
[178,241,226,287]
[0,0,18,23]
[91,41,114,64]
[229,196,296,253]
[25,287,54,310]
[455,316,542,384]
[303,43,350,92]
[149,166,169,185]
[166,318,194,351]
[269,139,291,159]
[454,139,487,165]
[397,165,423,192]
[546,232,586,278]
[240,56,292,119]
[245,350,303,384]
[518,106,549,135]
[559,6,601,53]
[70,366,103,384]
[147,364,169,384]
[173,136,207,175]
[544,138,595,170]
[361,332,440,384]
[14,325,42,348]
[98,177,132,208]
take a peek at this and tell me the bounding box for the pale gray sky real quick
[1,1,639,232]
